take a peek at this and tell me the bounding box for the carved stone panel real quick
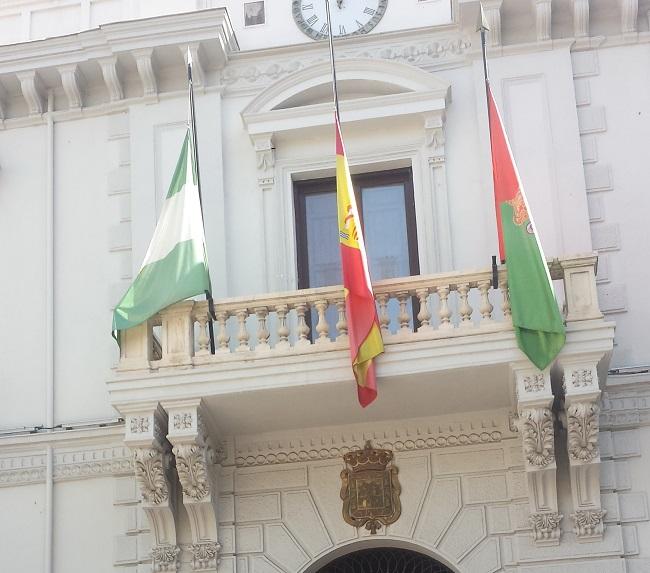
[521,408,555,468]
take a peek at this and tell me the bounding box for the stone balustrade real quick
[117,254,601,372]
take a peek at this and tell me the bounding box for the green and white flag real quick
[112,128,211,335]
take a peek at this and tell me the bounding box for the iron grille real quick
[318,548,454,573]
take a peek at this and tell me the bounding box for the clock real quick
[292,0,388,41]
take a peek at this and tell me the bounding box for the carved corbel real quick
[251,133,275,192]
[181,44,205,89]
[620,0,638,34]
[513,364,562,545]
[561,358,605,541]
[166,401,223,572]
[124,405,180,572]
[423,113,446,166]
[533,0,552,42]
[98,56,124,102]
[483,0,503,47]
[16,70,44,116]
[133,48,158,99]
[573,0,590,38]
[58,64,83,110]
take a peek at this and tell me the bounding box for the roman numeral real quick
[306,14,318,25]
[320,23,329,35]
[339,24,346,35]
[356,19,364,29]
[364,7,375,15]
[302,3,313,10]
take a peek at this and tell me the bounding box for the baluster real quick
[376,293,391,336]
[478,280,494,325]
[457,283,473,328]
[254,307,270,351]
[436,285,453,330]
[275,304,290,350]
[314,300,330,344]
[416,288,432,332]
[235,309,250,351]
[294,303,310,348]
[335,300,348,341]
[195,311,210,355]
[215,310,230,353]
[396,291,411,334]
[500,279,512,322]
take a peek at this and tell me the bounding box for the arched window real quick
[316,548,455,573]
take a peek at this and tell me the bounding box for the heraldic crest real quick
[340,441,401,534]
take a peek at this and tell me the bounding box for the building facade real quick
[1,1,649,572]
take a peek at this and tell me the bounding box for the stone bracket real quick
[251,132,275,192]
[166,400,222,571]
[124,404,180,572]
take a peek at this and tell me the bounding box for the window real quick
[294,168,420,335]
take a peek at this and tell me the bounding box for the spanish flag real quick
[335,113,384,407]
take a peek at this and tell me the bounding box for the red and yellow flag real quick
[335,113,384,407]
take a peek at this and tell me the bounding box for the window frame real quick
[293,167,420,291]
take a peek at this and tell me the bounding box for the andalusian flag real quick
[335,113,384,406]
[112,128,211,335]
[487,85,565,369]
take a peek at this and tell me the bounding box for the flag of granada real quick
[335,113,384,406]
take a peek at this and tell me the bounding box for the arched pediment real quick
[241,58,450,137]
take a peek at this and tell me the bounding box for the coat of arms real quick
[340,441,401,534]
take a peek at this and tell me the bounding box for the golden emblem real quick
[506,190,530,227]
[340,441,401,534]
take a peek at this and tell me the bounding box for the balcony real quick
[109,254,615,548]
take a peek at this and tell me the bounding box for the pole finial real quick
[476,3,490,32]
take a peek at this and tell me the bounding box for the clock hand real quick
[336,0,343,8]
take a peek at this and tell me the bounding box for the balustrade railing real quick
[117,254,602,371]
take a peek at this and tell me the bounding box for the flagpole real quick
[325,0,340,117]
[187,49,216,354]
[477,5,500,291]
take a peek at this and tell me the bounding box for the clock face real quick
[292,0,388,41]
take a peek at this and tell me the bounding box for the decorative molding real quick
[235,418,507,467]
[567,402,600,462]
[133,447,169,504]
[571,369,594,388]
[529,512,562,543]
[151,544,180,572]
[534,0,552,42]
[134,48,158,98]
[98,57,124,102]
[16,70,44,115]
[572,508,606,539]
[620,0,638,34]
[58,63,83,109]
[521,407,555,468]
[173,443,210,501]
[190,541,220,570]
[523,374,545,393]
[573,0,590,38]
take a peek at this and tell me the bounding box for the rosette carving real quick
[567,402,600,462]
[521,408,555,467]
[133,448,168,504]
[174,444,210,501]
[190,541,220,570]
[151,544,180,571]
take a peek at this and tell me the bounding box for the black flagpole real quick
[187,49,216,354]
[477,5,500,291]
[325,0,340,117]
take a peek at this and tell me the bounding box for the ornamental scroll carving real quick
[151,544,180,572]
[173,443,210,501]
[572,509,606,537]
[523,374,545,393]
[529,512,562,543]
[571,369,593,388]
[567,402,600,462]
[521,408,555,467]
[133,448,168,504]
[190,541,221,570]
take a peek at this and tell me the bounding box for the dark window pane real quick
[305,191,341,288]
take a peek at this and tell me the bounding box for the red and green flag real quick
[335,112,384,407]
[487,84,565,370]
